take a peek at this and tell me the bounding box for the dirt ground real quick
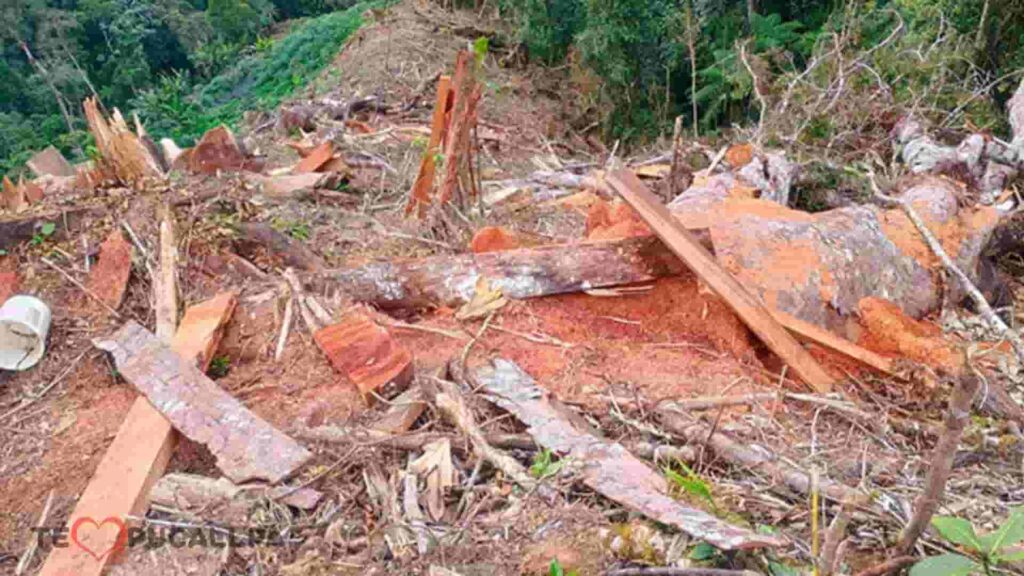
[1,2,1023,575]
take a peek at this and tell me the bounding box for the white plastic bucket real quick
[0,295,52,370]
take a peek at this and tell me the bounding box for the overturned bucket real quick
[0,295,51,370]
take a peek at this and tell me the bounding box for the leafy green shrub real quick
[133,3,370,146]
[910,510,1024,576]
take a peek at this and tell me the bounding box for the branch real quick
[739,41,767,145]
[896,370,980,554]
[871,173,1024,364]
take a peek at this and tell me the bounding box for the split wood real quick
[155,206,177,341]
[433,375,555,501]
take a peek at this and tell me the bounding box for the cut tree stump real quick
[406,75,452,217]
[606,169,834,392]
[83,97,164,183]
[38,292,237,576]
[175,125,249,175]
[95,320,311,483]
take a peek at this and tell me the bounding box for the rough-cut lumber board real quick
[607,169,834,393]
[38,293,236,576]
[310,235,687,309]
[406,75,452,217]
[170,292,237,368]
[154,210,177,340]
[771,309,898,377]
[468,358,784,550]
[95,320,312,483]
[26,145,74,177]
[293,141,334,173]
[314,310,414,401]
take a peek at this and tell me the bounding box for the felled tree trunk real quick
[894,78,1024,203]
[666,170,1007,334]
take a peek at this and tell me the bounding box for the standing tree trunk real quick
[686,0,699,137]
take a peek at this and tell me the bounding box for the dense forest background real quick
[0,0,366,174]
[3,0,1024,176]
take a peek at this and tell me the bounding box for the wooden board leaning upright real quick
[39,208,237,576]
[605,169,835,393]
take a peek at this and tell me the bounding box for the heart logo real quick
[70,516,128,562]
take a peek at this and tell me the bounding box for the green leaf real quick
[979,507,1024,555]
[473,36,489,65]
[767,561,803,576]
[908,554,981,576]
[663,462,714,508]
[688,542,717,561]
[995,549,1024,562]
[931,517,982,551]
[548,559,564,576]
[40,222,56,236]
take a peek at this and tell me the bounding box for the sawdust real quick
[470,226,521,253]
[879,204,1001,272]
[389,275,766,409]
[585,200,651,241]
[857,296,961,372]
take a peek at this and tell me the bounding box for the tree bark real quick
[309,235,689,309]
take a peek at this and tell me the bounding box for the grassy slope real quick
[142,3,370,146]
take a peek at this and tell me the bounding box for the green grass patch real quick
[134,3,371,146]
